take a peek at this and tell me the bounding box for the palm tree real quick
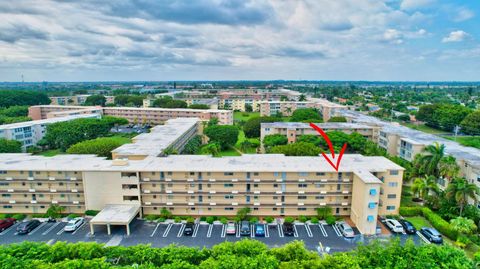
[412,175,439,200]
[204,143,220,157]
[438,156,460,180]
[240,140,251,153]
[446,178,480,216]
[418,142,445,177]
[450,217,477,234]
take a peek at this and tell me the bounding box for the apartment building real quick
[0,114,101,151]
[49,95,115,106]
[0,153,403,235]
[261,122,380,145]
[28,105,233,125]
[259,98,346,122]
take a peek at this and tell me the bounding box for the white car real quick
[336,221,355,238]
[385,219,404,233]
[64,217,85,232]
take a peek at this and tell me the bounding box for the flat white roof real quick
[262,122,376,130]
[0,114,100,130]
[90,204,140,225]
[111,117,199,157]
[0,153,404,173]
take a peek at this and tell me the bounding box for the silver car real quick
[337,221,355,238]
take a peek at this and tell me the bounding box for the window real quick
[224,195,234,199]
[224,172,234,176]
[315,196,324,200]
[273,184,278,188]
[1,194,11,197]
[388,182,399,187]
[189,172,195,176]
[273,196,278,200]
[225,207,234,211]
[254,184,259,187]
[390,170,399,175]
[167,172,172,175]
[369,189,377,195]
[387,194,397,199]
[224,183,234,187]
[315,183,324,188]
[272,207,277,211]
[316,172,325,176]
[298,196,307,200]
[253,172,259,176]
[167,183,173,187]
[298,208,307,211]
[298,183,307,188]
[189,183,195,188]
[3,205,12,209]
[367,215,374,222]
[298,172,308,177]
[386,205,396,211]
[368,202,376,209]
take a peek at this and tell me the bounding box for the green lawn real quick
[234,130,259,154]
[36,149,63,157]
[401,122,450,135]
[405,216,430,230]
[234,111,259,122]
[442,136,480,149]
[199,145,241,157]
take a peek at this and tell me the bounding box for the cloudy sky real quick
[0,0,479,81]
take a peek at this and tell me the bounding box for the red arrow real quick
[309,123,347,171]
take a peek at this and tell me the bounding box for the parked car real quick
[283,222,295,236]
[385,219,404,233]
[64,217,85,232]
[337,221,355,238]
[16,220,41,234]
[255,224,265,237]
[399,219,416,234]
[183,222,194,236]
[0,218,15,232]
[420,227,443,244]
[226,221,236,235]
[240,221,250,236]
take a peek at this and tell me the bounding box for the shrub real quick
[12,214,26,221]
[160,208,173,219]
[85,210,99,216]
[220,217,228,224]
[0,214,6,219]
[32,213,46,218]
[399,207,422,216]
[67,214,79,219]
[298,215,308,223]
[456,235,471,249]
[284,217,295,224]
[157,217,166,223]
[249,217,258,224]
[325,216,336,225]
[145,215,158,221]
[174,217,181,223]
[206,216,215,224]
[200,216,207,222]
[186,217,195,224]
[310,217,319,224]
[265,216,274,223]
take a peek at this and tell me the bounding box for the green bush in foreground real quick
[400,207,459,240]
[0,239,473,268]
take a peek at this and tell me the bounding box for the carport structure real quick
[89,204,140,236]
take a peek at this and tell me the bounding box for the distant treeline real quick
[0,90,50,108]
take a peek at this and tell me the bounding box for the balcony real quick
[49,177,55,181]
[5,177,12,181]
[27,177,34,181]
[143,178,150,182]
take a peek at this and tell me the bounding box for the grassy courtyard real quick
[401,122,451,135]
[233,111,260,122]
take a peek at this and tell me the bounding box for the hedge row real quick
[400,207,458,240]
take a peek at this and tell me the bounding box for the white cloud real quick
[383,29,403,44]
[400,0,435,11]
[452,7,474,22]
[442,30,469,43]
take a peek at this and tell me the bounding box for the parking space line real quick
[150,223,160,237]
[265,224,269,238]
[293,225,298,237]
[28,222,47,236]
[277,224,284,237]
[250,224,255,238]
[177,224,186,237]
[162,223,173,237]
[236,223,240,238]
[42,222,61,236]
[207,224,214,238]
[332,225,342,236]
[319,224,328,237]
[305,224,313,238]
[221,224,226,238]
[72,221,87,235]
[416,231,431,244]
[0,223,19,236]
[192,224,199,237]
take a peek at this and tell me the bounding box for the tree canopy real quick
[417,104,472,131]
[243,116,280,138]
[84,94,106,106]
[290,108,322,122]
[0,90,50,108]
[66,136,131,159]
[263,134,288,148]
[269,142,321,156]
[204,125,239,150]
[0,138,22,153]
[152,96,188,108]
[460,110,480,135]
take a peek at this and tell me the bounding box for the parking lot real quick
[0,219,426,252]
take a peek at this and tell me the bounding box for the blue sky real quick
[0,0,478,81]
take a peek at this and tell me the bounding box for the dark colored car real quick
[183,222,194,236]
[16,220,41,234]
[399,219,416,234]
[240,221,250,236]
[0,218,15,232]
[283,222,294,236]
[254,224,265,237]
[420,227,443,244]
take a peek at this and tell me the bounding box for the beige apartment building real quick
[259,98,345,122]
[49,95,115,106]
[261,122,380,145]
[0,115,403,235]
[28,105,233,125]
